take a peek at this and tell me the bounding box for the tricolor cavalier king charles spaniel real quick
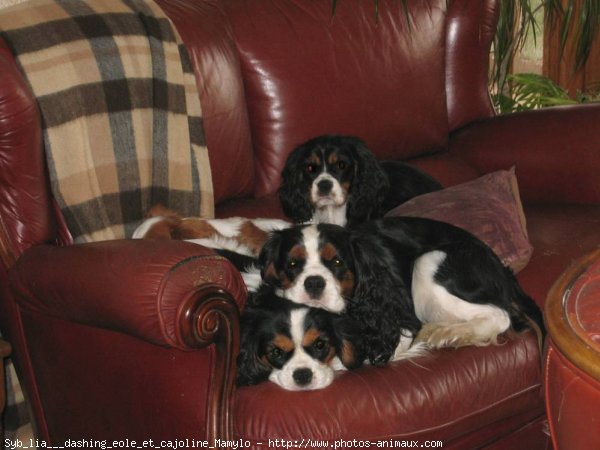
[237,286,364,390]
[279,135,442,226]
[133,136,541,390]
[256,217,545,365]
[133,135,441,256]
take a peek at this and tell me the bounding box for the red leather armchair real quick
[1,0,599,448]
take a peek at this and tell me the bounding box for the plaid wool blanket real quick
[0,0,213,242]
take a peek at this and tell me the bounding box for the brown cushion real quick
[386,168,533,273]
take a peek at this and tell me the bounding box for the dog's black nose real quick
[293,368,313,386]
[317,179,333,195]
[304,275,326,298]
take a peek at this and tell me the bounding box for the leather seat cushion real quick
[234,331,543,445]
[517,203,600,306]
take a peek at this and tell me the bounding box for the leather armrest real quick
[9,239,246,350]
[449,104,600,204]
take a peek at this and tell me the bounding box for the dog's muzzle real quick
[304,275,326,299]
[317,179,333,196]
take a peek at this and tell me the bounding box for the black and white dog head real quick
[258,222,421,365]
[258,224,356,313]
[237,289,364,390]
[278,135,389,226]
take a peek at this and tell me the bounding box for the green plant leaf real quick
[494,72,597,113]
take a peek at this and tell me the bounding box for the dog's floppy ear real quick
[236,310,272,386]
[333,315,365,369]
[236,342,271,386]
[348,232,421,365]
[279,144,314,223]
[345,137,390,224]
[258,231,283,285]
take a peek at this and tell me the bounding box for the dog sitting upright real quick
[134,135,441,254]
[279,135,442,226]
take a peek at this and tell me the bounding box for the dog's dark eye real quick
[270,347,283,358]
[288,259,298,268]
[337,161,346,170]
[313,338,327,350]
[305,164,316,173]
[333,258,343,267]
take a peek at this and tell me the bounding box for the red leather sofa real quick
[1,0,599,448]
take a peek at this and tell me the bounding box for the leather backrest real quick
[224,0,498,197]
[0,40,56,266]
[0,0,499,222]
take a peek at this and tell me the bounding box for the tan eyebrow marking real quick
[273,334,294,353]
[320,243,338,261]
[289,244,307,261]
[308,153,321,165]
[302,328,321,347]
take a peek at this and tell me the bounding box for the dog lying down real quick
[132,204,290,257]
[135,207,545,391]
[254,219,545,365]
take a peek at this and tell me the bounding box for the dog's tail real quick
[505,267,546,341]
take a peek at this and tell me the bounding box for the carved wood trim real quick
[179,285,240,442]
[545,247,600,382]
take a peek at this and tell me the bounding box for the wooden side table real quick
[0,339,11,442]
[545,247,600,450]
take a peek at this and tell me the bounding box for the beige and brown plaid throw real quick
[0,0,213,242]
